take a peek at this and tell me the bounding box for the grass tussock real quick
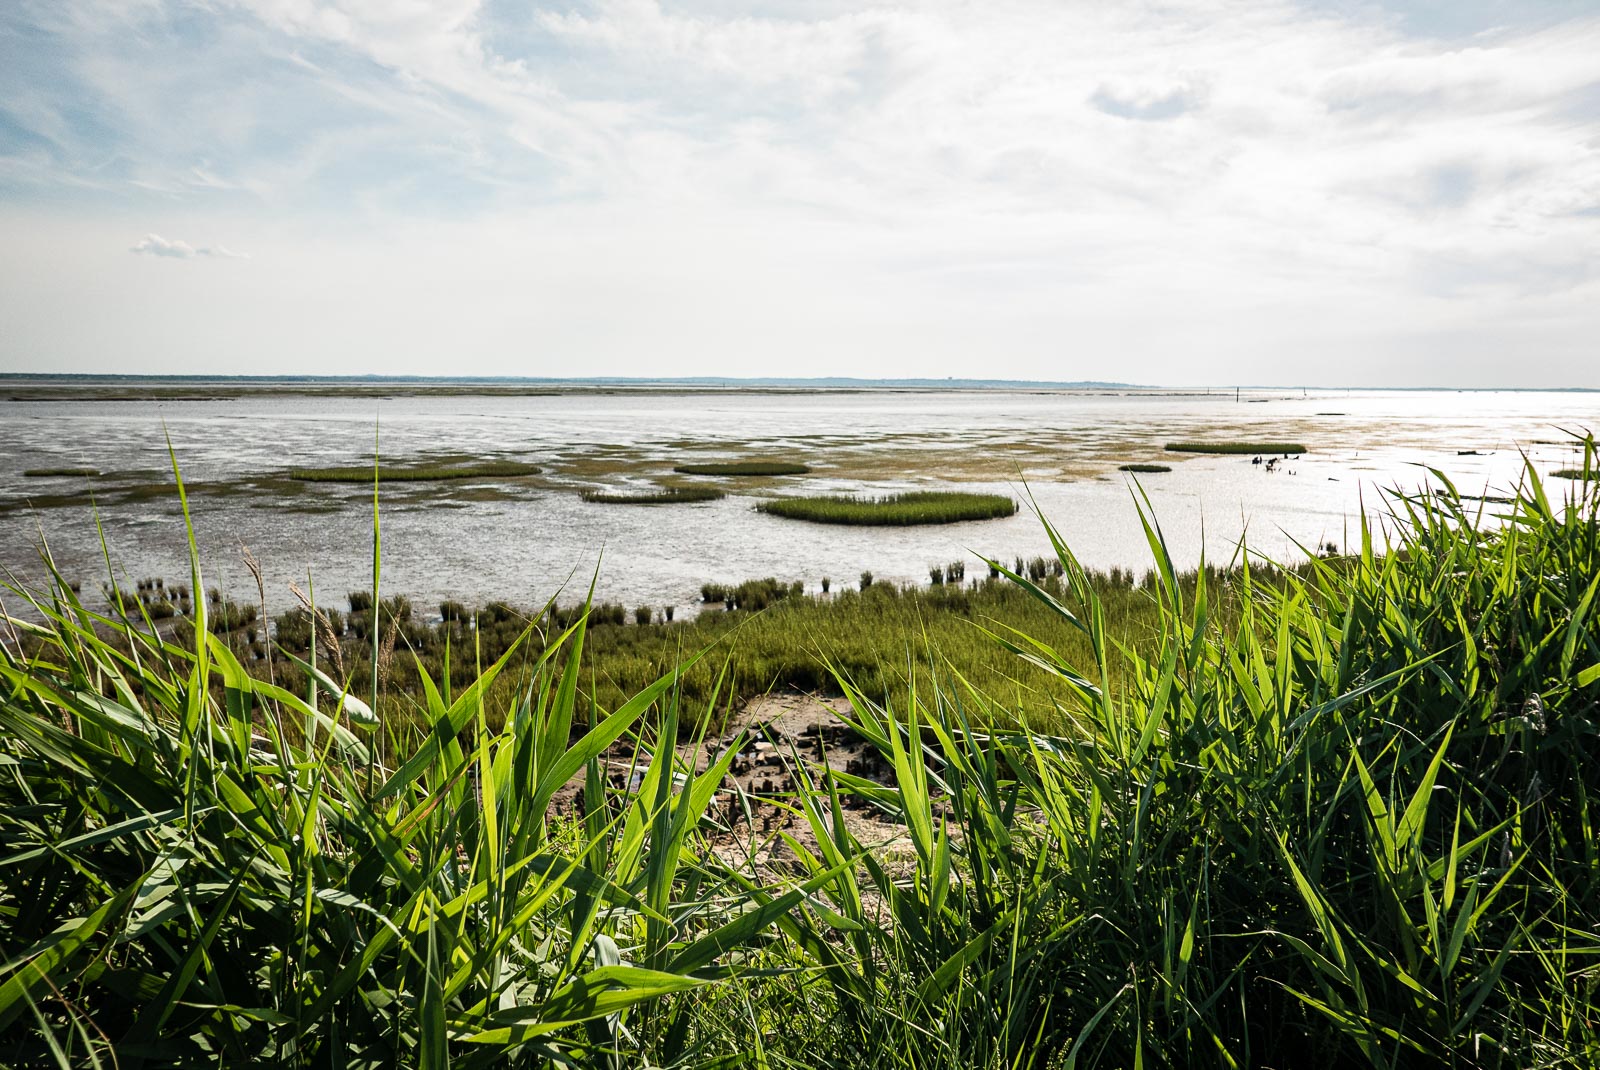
[672,461,811,476]
[21,467,98,477]
[1118,462,1172,473]
[1553,467,1597,480]
[759,490,1017,526]
[1165,440,1307,454]
[3,440,1599,1068]
[581,486,725,504]
[288,460,540,482]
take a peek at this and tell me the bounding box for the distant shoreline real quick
[2,373,1596,399]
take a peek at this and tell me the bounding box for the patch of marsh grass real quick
[1,477,279,514]
[582,486,725,504]
[673,461,811,476]
[21,467,98,477]
[1165,440,1307,454]
[288,460,540,482]
[1118,463,1172,473]
[758,490,1016,526]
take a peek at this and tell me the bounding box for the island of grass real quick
[288,460,540,483]
[673,461,811,476]
[582,486,725,504]
[759,490,1016,526]
[23,467,99,477]
[1164,441,1307,455]
[1118,463,1172,473]
[1552,468,1597,480]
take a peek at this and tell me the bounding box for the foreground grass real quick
[758,490,1017,526]
[1164,440,1307,454]
[289,460,541,482]
[672,461,811,476]
[581,486,725,504]
[3,445,1598,1068]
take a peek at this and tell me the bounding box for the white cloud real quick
[130,233,197,257]
[130,233,249,258]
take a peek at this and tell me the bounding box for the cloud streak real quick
[130,233,249,259]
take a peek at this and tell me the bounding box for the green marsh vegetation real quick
[1,472,306,515]
[1553,468,1596,480]
[289,460,540,482]
[1165,440,1307,454]
[3,444,1599,1067]
[1118,462,1171,473]
[138,563,1193,732]
[672,461,810,476]
[758,490,1017,526]
[581,486,725,505]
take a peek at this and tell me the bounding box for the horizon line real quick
[2,372,1598,393]
[3,374,1600,395]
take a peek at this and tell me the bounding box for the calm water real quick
[1,387,1594,619]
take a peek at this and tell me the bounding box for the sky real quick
[1,0,1598,386]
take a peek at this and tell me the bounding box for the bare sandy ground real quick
[578,690,922,882]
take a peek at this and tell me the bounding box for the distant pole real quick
[1235,386,1240,403]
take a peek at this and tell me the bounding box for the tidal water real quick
[1,386,1593,620]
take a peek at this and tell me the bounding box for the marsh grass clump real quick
[1119,462,1172,473]
[21,467,98,477]
[210,599,258,633]
[566,601,626,627]
[1553,467,1597,480]
[759,490,1017,526]
[693,578,803,612]
[581,486,724,504]
[288,460,540,482]
[102,576,194,621]
[672,460,811,476]
[1165,441,1307,455]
